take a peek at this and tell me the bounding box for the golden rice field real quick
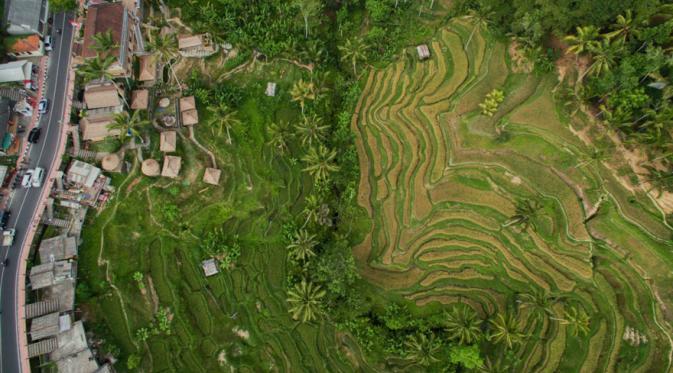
[352,20,673,371]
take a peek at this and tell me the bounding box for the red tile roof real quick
[81,2,125,58]
[9,35,41,53]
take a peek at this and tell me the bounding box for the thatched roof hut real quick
[130,89,149,110]
[160,131,177,152]
[161,155,182,178]
[141,159,160,177]
[203,168,221,185]
[101,153,121,172]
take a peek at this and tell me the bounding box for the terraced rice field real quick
[353,21,673,371]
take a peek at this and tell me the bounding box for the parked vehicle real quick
[32,167,44,188]
[0,210,11,229]
[28,128,41,143]
[38,99,48,114]
[2,229,15,247]
[21,170,33,188]
[44,35,52,52]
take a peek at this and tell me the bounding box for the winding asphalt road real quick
[0,12,74,373]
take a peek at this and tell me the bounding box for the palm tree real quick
[564,26,600,58]
[91,30,118,55]
[267,121,292,155]
[502,198,541,231]
[302,145,339,182]
[462,7,494,51]
[488,313,525,349]
[302,194,321,227]
[603,10,639,45]
[206,103,241,144]
[287,229,318,261]
[445,304,483,345]
[78,54,116,83]
[294,0,322,39]
[404,333,440,367]
[585,39,617,78]
[518,289,557,320]
[559,305,590,337]
[108,111,149,145]
[338,37,368,75]
[286,279,325,322]
[146,31,179,84]
[290,79,316,115]
[479,356,512,373]
[294,113,328,146]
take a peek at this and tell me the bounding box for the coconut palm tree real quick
[462,7,494,51]
[91,30,119,55]
[287,229,318,261]
[585,38,618,78]
[294,0,322,39]
[302,145,339,182]
[603,10,639,45]
[559,305,590,337]
[488,313,525,349]
[479,356,512,373]
[290,79,316,115]
[206,103,241,144]
[404,333,441,367]
[564,26,600,58]
[146,31,179,84]
[108,110,149,145]
[286,279,325,322]
[518,289,557,322]
[502,198,542,231]
[294,113,328,146]
[338,37,368,75]
[78,54,116,83]
[267,121,292,155]
[445,304,483,345]
[302,194,321,227]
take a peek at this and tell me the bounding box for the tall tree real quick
[146,31,179,84]
[445,304,483,345]
[267,121,292,155]
[488,313,525,349]
[295,0,322,39]
[564,26,600,58]
[78,54,116,83]
[302,194,321,227]
[294,113,328,146]
[302,145,339,182]
[404,333,440,367]
[462,7,494,51]
[286,279,325,322]
[338,37,368,75]
[108,111,149,145]
[290,79,316,115]
[518,289,557,321]
[603,10,639,45]
[287,229,318,262]
[91,31,119,55]
[502,198,542,231]
[585,38,618,78]
[206,103,241,144]
[559,305,591,337]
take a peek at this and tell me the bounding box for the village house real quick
[50,321,112,373]
[201,258,219,277]
[76,2,137,77]
[80,81,124,142]
[138,55,156,83]
[38,235,77,263]
[203,168,221,185]
[160,131,177,152]
[162,155,182,178]
[0,60,33,86]
[29,261,75,290]
[6,34,44,58]
[178,34,218,58]
[29,312,70,342]
[58,160,112,207]
[3,0,48,36]
[131,89,149,110]
[179,96,199,126]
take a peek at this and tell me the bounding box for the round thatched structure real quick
[141,159,160,177]
[158,97,171,108]
[101,153,121,171]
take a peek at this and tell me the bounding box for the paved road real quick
[0,13,74,373]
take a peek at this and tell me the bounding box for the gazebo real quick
[160,131,177,152]
[161,155,182,178]
[130,89,149,110]
[203,168,221,185]
[101,153,121,172]
[141,159,160,177]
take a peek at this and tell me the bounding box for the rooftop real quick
[80,117,118,142]
[161,155,181,178]
[38,235,78,263]
[5,0,45,35]
[6,34,41,54]
[141,159,160,177]
[0,60,31,83]
[131,89,149,110]
[203,168,221,185]
[202,259,219,276]
[178,35,204,50]
[160,131,176,152]
[44,280,75,312]
[138,55,156,81]
[181,109,199,126]
[84,81,122,109]
[179,96,196,111]
[67,160,102,188]
[29,261,74,290]
[30,312,68,341]
[51,321,101,373]
[81,2,126,59]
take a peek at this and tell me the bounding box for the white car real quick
[21,170,33,188]
[32,167,44,188]
[44,35,52,52]
[38,99,49,114]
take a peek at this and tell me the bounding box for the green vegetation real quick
[75,0,673,372]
